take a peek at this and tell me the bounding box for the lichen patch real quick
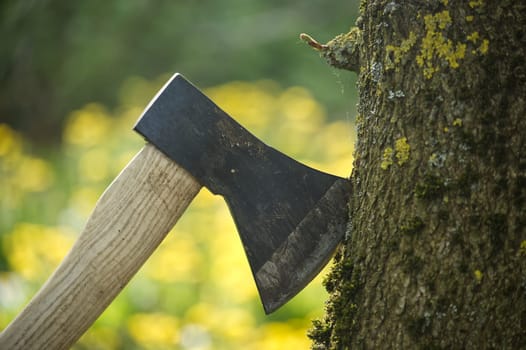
[416,10,467,79]
[395,137,411,166]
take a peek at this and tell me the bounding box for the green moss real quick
[323,27,363,72]
[308,319,332,349]
[300,27,362,72]
[323,254,354,293]
[311,255,362,349]
[400,217,425,235]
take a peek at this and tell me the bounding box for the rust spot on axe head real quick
[134,73,350,313]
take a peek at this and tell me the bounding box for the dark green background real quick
[1,0,358,143]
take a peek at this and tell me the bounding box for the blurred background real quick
[1,1,358,348]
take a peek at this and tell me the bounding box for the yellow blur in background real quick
[0,76,354,349]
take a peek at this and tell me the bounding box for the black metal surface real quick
[134,74,350,312]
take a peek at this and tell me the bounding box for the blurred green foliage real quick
[0,76,355,349]
[1,0,358,143]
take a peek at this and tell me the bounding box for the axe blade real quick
[135,74,350,313]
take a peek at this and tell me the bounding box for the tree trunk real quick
[308,1,526,349]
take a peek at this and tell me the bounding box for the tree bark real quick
[309,1,526,349]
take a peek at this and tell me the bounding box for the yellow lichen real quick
[474,269,483,282]
[519,240,526,256]
[447,44,466,68]
[395,137,410,166]
[469,0,484,8]
[467,32,480,43]
[385,32,417,70]
[437,11,451,29]
[478,39,489,54]
[381,147,394,170]
[466,15,474,22]
[466,31,490,55]
[453,118,463,127]
[381,137,410,169]
[443,127,450,133]
[355,113,364,127]
[416,10,468,79]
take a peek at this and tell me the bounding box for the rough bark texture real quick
[309,1,526,349]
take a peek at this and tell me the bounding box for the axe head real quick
[134,74,350,313]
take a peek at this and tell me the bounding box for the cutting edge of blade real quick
[253,178,350,314]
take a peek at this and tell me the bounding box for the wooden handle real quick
[0,144,201,349]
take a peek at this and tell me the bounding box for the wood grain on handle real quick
[0,143,202,349]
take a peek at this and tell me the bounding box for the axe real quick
[0,74,350,349]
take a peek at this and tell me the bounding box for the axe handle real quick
[0,143,201,349]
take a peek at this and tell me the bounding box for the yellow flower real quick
[78,148,110,182]
[209,207,257,303]
[185,303,255,343]
[0,124,23,158]
[205,81,275,131]
[278,86,325,126]
[69,186,102,216]
[127,313,179,347]
[248,322,311,350]
[13,156,54,192]
[4,223,74,280]
[63,103,113,147]
[145,233,202,283]
[78,326,121,350]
